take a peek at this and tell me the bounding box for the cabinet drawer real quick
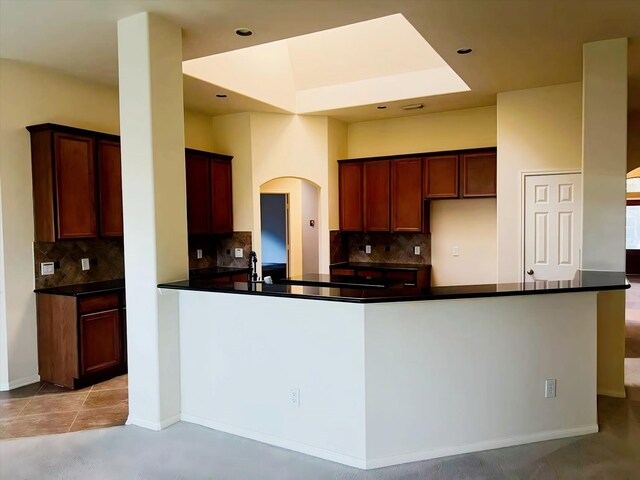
[331,268,355,276]
[357,269,383,278]
[386,271,416,283]
[78,293,120,314]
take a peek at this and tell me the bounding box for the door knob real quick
[527,269,534,275]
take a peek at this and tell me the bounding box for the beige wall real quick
[328,118,348,231]
[430,199,497,286]
[347,106,497,286]
[496,82,583,283]
[0,59,213,389]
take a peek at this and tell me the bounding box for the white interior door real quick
[524,173,582,281]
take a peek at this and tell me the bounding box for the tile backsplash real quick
[331,231,431,265]
[34,239,125,289]
[188,231,253,270]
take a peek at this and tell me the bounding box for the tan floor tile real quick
[90,374,128,391]
[19,392,87,416]
[35,383,74,396]
[0,417,14,432]
[82,388,128,409]
[69,404,128,432]
[3,411,76,438]
[0,398,30,419]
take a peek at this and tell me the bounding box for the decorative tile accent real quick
[216,231,252,268]
[34,239,125,289]
[347,232,431,264]
[330,230,349,264]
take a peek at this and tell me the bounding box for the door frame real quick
[520,169,582,283]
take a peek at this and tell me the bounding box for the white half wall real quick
[179,291,367,467]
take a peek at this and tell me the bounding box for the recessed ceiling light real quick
[377,105,387,109]
[235,28,253,37]
[402,103,424,111]
[216,94,227,98]
[456,48,473,55]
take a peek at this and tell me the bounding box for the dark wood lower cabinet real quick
[37,291,126,389]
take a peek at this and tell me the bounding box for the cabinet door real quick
[364,160,390,231]
[185,151,212,234]
[210,159,233,233]
[80,308,122,375]
[461,152,497,197]
[423,155,459,199]
[97,140,123,237]
[54,133,98,238]
[339,163,363,231]
[391,158,422,232]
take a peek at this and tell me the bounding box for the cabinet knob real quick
[526,269,534,275]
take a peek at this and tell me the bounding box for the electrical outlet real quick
[414,245,421,255]
[234,248,243,258]
[545,379,556,398]
[365,245,372,254]
[196,249,203,259]
[452,246,460,257]
[41,262,55,276]
[290,388,300,407]
[81,258,90,271]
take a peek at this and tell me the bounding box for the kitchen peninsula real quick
[159,271,628,469]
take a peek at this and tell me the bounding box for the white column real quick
[117,12,188,429]
[582,38,627,271]
[581,38,628,398]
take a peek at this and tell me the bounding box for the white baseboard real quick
[598,388,627,398]
[181,413,367,469]
[0,374,40,391]
[180,414,597,470]
[364,424,600,469]
[126,414,181,431]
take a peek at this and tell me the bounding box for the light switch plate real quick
[234,248,243,258]
[41,262,55,276]
[81,258,90,271]
[414,245,421,255]
[365,245,372,254]
[196,249,203,259]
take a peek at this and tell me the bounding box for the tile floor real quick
[0,375,127,439]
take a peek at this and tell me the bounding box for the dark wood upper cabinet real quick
[185,148,234,235]
[423,155,459,199]
[185,151,212,235]
[391,158,423,232]
[210,159,233,233]
[364,160,390,231]
[339,162,363,231]
[97,140,123,237]
[460,152,497,198]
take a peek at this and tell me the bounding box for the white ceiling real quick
[1,0,639,122]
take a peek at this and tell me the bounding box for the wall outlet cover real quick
[41,262,55,276]
[81,258,90,271]
[414,245,421,255]
[545,379,557,398]
[196,249,203,259]
[453,246,460,257]
[290,388,300,407]
[365,245,372,254]
[234,248,243,258]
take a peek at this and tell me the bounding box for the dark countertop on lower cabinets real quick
[157,270,629,304]
[281,274,401,289]
[189,266,251,279]
[34,279,125,297]
[330,262,430,271]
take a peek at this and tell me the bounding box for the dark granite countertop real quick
[189,266,250,279]
[330,262,430,271]
[157,270,629,304]
[35,279,125,297]
[281,274,401,289]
